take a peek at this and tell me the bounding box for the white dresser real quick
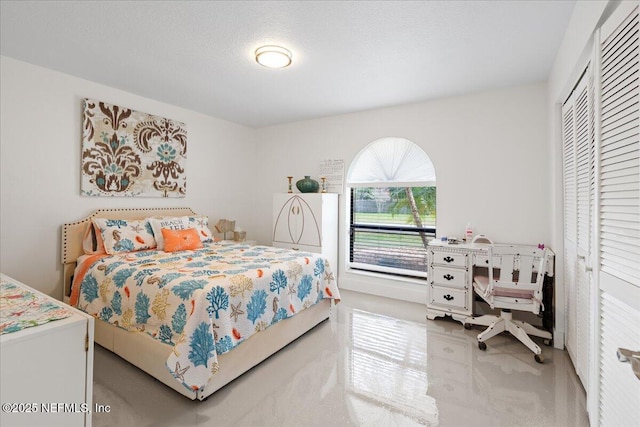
[426,241,478,323]
[272,193,338,272]
[0,274,94,427]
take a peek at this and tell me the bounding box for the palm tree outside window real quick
[347,138,436,279]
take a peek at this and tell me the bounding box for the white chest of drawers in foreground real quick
[0,273,94,427]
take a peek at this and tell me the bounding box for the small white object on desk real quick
[465,222,473,242]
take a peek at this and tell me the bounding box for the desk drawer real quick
[431,266,467,288]
[429,286,467,310]
[430,250,467,268]
[473,254,501,267]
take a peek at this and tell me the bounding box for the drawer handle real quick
[443,274,454,281]
[443,294,454,301]
[443,256,455,263]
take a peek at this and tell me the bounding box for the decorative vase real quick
[296,176,319,193]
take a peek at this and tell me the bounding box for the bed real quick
[62,207,340,400]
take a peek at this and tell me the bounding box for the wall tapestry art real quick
[81,98,187,197]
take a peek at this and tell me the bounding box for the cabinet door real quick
[562,67,593,391]
[273,194,323,247]
[596,4,640,425]
[1,317,90,427]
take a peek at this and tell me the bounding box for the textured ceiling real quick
[0,1,576,128]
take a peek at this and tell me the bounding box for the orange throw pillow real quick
[162,228,204,252]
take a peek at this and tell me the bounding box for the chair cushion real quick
[473,273,534,299]
[493,287,534,299]
[473,273,491,294]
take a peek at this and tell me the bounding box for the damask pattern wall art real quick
[81,98,187,197]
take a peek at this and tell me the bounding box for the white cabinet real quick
[426,241,474,323]
[0,274,94,427]
[273,193,338,272]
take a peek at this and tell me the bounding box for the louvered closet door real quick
[597,3,640,425]
[562,71,593,391]
[562,94,578,365]
[575,72,593,391]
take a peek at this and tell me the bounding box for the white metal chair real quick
[464,245,552,363]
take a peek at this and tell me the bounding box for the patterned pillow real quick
[93,218,156,255]
[149,216,189,250]
[82,221,106,254]
[185,216,214,243]
[162,228,204,252]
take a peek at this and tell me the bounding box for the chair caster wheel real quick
[535,354,544,364]
[478,341,487,351]
[464,323,472,330]
[543,339,553,346]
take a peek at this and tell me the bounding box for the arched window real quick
[347,137,436,279]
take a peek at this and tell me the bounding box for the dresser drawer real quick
[429,286,468,310]
[430,250,467,268]
[431,266,467,288]
[473,254,501,267]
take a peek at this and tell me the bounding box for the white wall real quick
[548,0,611,259]
[0,56,256,298]
[0,57,552,304]
[254,83,550,301]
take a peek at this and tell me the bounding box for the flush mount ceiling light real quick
[255,45,292,68]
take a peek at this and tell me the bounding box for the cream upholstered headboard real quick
[61,207,196,301]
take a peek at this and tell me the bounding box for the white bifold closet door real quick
[596,3,640,426]
[562,67,593,392]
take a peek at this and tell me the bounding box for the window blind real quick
[347,137,436,187]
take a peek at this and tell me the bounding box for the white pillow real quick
[93,218,156,255]
[185,215,214,243]
[82,221,106,254]
[149,216,189,250]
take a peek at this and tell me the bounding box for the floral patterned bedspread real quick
[1,275,74,335]
[72,242,340,392]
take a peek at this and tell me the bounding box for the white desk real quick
[426,241,555,324]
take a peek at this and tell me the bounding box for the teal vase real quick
[296,176,319,193]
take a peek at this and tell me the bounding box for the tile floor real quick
[92,289,589,426]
